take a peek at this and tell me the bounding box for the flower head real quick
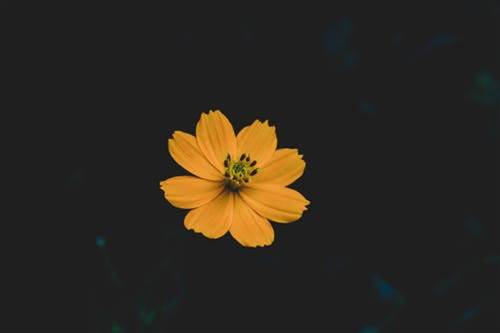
[160,110,310,247]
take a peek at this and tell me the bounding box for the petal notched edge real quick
[240,183,310,223]
[184,190,234,239]
[236,119,277,167]
[160,176,224,209]
[196,110,237,173]
[252,148,306,186]
[168,131,222,181]
[229,193,274,247]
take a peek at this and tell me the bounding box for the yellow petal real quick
[168,131,222,181]
[184,190,234,239]
[236,120,277,167]
[229,193,274,247]
[252,148,305,186]
[240,183,310,223]
[196,110,237,173]
[160,176,224,209]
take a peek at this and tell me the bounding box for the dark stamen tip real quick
[250,169,258,176]
[243,178,249,182]
[246,156,250,162]
[224,172,230,178]
[240,153,246,161]
[224,160,228,167]
[250,160,257,167]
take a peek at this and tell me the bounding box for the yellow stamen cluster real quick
[223,153,258,190]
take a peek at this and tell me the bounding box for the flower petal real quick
[252,148,305,186]
[236,120,277,167]
[240,183,310,223]
[229,193,274,247]
[168,131,222,181]
[184,190,234,239]
[160,176,224,209]
[196,110,237,173]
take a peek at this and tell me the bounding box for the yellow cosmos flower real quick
[160,110,310,247]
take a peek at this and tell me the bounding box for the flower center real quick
[223,153,258,190]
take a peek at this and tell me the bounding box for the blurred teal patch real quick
[359,325,379,333]
[136,262,184,331]
[370,273,403,304]
[426,33,458,50]
[111,322,122,333]
[451,306,481,327]
[483,255,500,264]
[96,236,122,287]
[393,32,403,44]
[372,274,395,302]
[462,306,480,321]
[467,71,500,107]
[96,235,107,248]
[463,216,483,238]
[323,17,360,72]
[359,101,377,114]
[410,33,458,61]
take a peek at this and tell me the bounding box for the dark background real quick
[5,2,499,332]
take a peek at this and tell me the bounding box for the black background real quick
[5,2,499,332]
